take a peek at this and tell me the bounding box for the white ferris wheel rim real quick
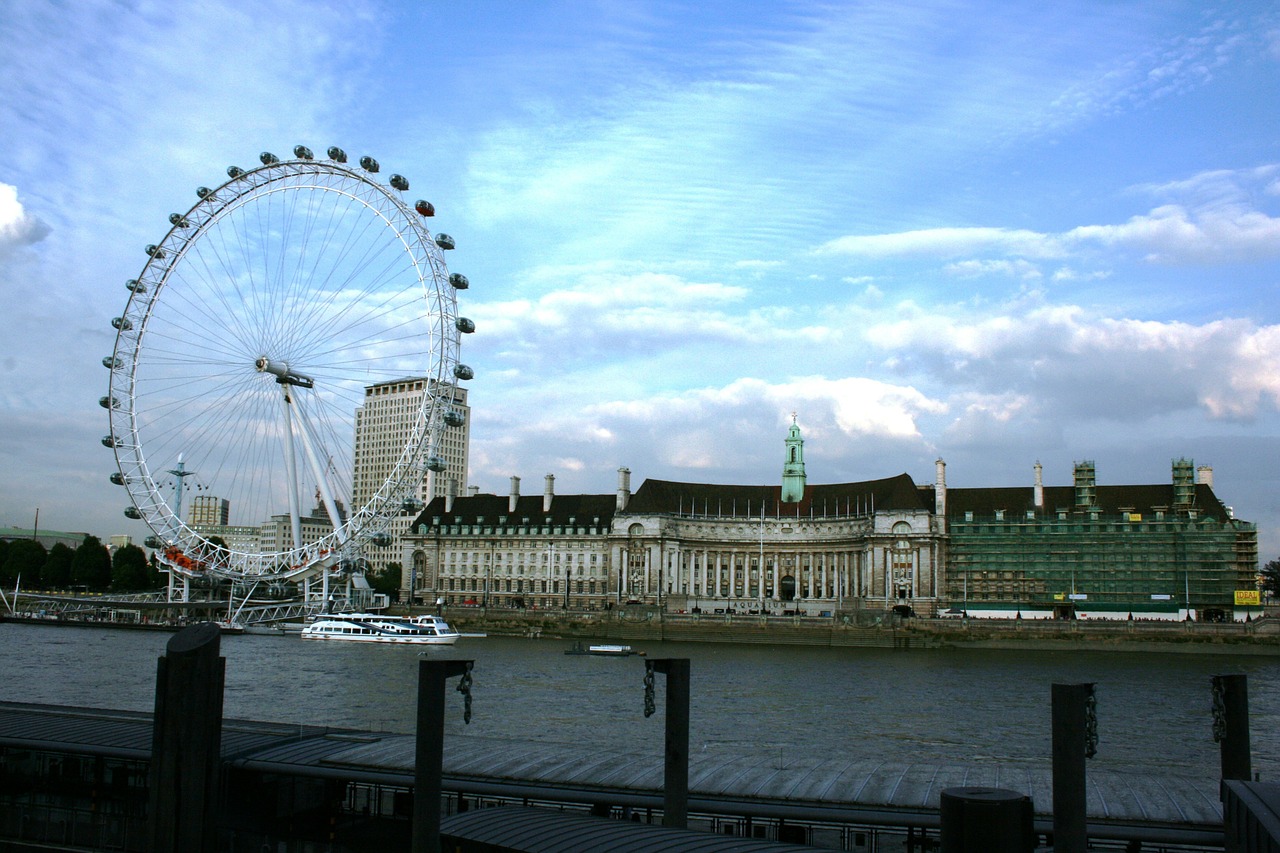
[104,150,467,581]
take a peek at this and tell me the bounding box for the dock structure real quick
[0,698,1230,851]
[0,623,1267,851]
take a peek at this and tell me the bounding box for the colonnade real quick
[618,543,864,603]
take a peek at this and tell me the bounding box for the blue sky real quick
[3,0,1280,556]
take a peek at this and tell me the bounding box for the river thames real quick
[3,622,1278,781]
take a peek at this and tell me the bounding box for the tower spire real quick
[781,417,806,503]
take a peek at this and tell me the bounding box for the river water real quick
[3,622,1278,780]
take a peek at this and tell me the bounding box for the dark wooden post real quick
[648,658,690,828]
[1052,682,1095,853]
[148,622,225,853]
[413,658,474,853]
[1214,674,1252,787]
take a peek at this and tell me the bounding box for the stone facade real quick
[402,427,1258,620]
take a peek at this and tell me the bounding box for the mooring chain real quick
[456,661,474,725]
[1211,677,1227,743]
[643,660,656,718]
[1084,686,1099,759]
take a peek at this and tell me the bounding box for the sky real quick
[2,0,1280,557]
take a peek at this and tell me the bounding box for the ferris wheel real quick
[102,146,474,583]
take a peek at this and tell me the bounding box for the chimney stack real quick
[1034,461,1044,510]
[1197,465,1214,488]
[509,476,521,513]
[617,467,632,511]
[445,476,458,513]
[543,474,555,512]
[934,459,946,516]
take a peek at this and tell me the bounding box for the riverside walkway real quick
[0,699,1227,850]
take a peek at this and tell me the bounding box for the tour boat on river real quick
[301,613,460,645]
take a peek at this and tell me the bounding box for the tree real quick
[70,536,112,591]
[2,539,46,586]
[1259,559,1280,599]
[368,561,402,599]
[111,544,153,591]
[41,542,74,589]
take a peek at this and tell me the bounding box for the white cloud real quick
[817,166,1280,268]
[1067,203,1280,264]
[816,227,1064,260]
[945,259,1043,280]
[864,302,1280,423]
[0,184,50,257]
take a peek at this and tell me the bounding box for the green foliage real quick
[41,542,74,588]
[2,539,46,585]
[367,561,402,598]
[1259,558,1280,598]
[70,535,112,591]
[111,544,153,591]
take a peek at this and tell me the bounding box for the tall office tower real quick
[188,495,230,527]
[353,377,470,572]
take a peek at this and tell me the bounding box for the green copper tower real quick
[781,414,806,503]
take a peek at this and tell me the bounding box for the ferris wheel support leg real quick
[291,396,347,545]
[279,390,305,551]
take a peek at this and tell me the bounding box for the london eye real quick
[102,146,474,588]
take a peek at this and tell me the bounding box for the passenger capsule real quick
[259,151,279,165]
[124,506,142,519]
[99,395,119,409]
[102,435,118,448]
[426,456,447,472]
[448,273,469,290]
[401,497,424,513]
[227,166,245,178]
[435,233,455,250]
[103,355,122,369]
[453,364,474,381]
[455,317,475,334]
[168,213,190,227]
[370,532,393,548]
[197,186,213,199]
[389,174,409,191]
[145,244,165,258]
[111,316,132,331]
[415,199,435,217]
[126,279,146,294]
[144,535,162,549]
[327,146,347,163]
[359,155,379,173]
[443,409,465,427]
[294,145,314,159]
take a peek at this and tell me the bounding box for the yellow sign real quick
[1053,593,1065,601]
[1234,590,1261,606]
[1127,512,1142,522]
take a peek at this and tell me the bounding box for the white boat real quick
[301,613,460,645]
[564,642,641,657]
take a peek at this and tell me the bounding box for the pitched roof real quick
[942,483,1232,520]
[414,493,617,527]
[626,473,931,517]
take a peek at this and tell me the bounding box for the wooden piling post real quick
[1214,674,1251,787]
[1052,682,1095,853]
[648,658,690,828]
[147,622,225,853]
[413,658,474,853]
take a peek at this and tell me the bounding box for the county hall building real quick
[403,421,1259,621]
